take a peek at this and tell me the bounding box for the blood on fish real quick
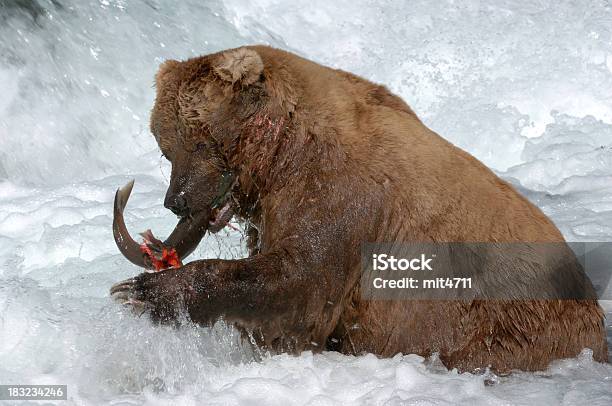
[139,229,182,272]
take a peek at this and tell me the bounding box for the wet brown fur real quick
[132,46,607,373]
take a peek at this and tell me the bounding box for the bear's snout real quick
[164,193,189,217]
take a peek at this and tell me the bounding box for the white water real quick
[0,0,611,404]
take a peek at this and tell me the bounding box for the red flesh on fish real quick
[139,229,182,272]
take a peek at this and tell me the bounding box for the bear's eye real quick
[194,142,206,153]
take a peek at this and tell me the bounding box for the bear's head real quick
[149,47,295,246]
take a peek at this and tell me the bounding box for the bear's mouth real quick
[208,200,234,233]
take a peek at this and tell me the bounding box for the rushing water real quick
[0,0,611,404]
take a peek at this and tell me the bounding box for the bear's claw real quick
[110,270,189,323]
[110,278,136,296]
[110,277,148,315]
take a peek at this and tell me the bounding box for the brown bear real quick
[110,45,608,373]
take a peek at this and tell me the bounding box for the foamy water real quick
[0,0,611,404]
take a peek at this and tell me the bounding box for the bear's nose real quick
[164,194,189,217]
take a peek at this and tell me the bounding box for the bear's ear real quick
[213,48,263,86]
[155,59,180,88]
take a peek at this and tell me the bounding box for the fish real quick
[112,180,205,271]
